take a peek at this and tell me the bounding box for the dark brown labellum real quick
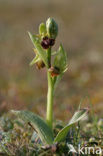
[41,36,55,49]
[41,36,50,49]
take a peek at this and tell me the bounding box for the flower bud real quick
[46,18,58,39]
[36,60,45,69]
[48,66,60,77]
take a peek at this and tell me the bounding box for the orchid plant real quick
[11,18,88,146]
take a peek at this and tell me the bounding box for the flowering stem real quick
[46,48,54,129]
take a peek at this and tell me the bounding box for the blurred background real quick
[0,0,103,121]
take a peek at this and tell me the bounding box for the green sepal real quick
[53,44,68,87]
[39,23,47,36]
[30,54,40,66]
[28,32,48,68]
[54,44,67,74]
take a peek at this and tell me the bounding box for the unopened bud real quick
[48,66,60,77]
[46,18,58,39]
[36,60,45,69]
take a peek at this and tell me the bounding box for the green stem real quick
[47,47,51,68]
[46,48,54,129]
[46,72,54,129]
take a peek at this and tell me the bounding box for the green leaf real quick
[11,110,54,145]
[31,131,42,145]
[29,54,40,66]
[39,23,47,36]
[54,109,88,143]
[28,32,48,68]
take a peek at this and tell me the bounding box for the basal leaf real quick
[54,109,88,143]
[11,110,54,145]
[31,131,42,145]
[28,32,48,68]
